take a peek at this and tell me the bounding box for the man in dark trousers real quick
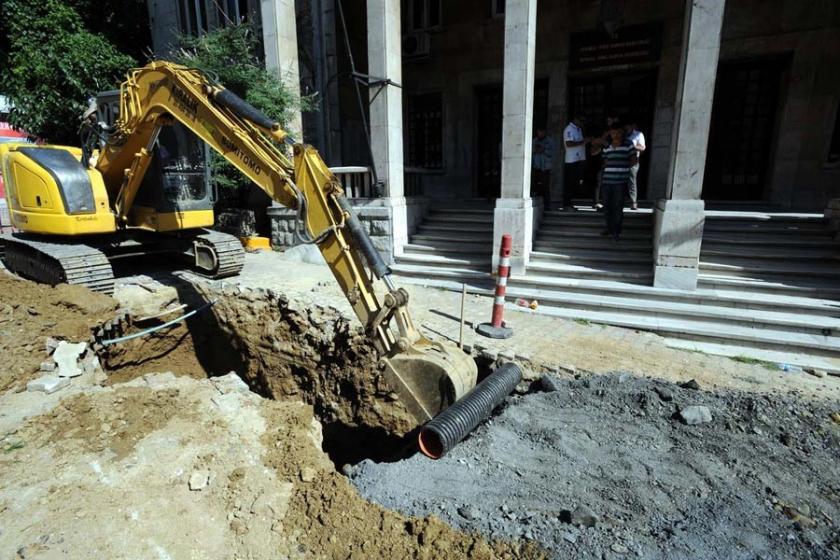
[600,122,637,241]
[562,115,588,210]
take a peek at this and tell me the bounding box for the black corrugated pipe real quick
[418,362,522,459]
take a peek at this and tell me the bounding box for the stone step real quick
[537,229,652,241]
[529,249,650,266]
[429,207,494,216]
[518,304,840,355]
[506,274,840,317]
[503,286,840,336]
[697,274,840,300]
[394,252,490,270]
[390,263,492,282]
[703,211,826,223]
[424,214,493,226]
[526,261,653,282]
[542,213,652,224]
[702,222,830,234]
[417,223,494,235]
[539,218,652,230]
[700,246,839,260]
[701,234,836,249]
[403,241,493,255]
[412,232,493,244]
[534,238,652,251]
[699,260,840,279]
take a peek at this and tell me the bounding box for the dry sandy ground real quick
[0,272,538,559]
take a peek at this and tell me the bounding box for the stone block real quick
[212,372,251,395]
[27,375,70,394]
[492,198,535,274]
[53,341,87,378]
[370,219,391,236]
[652,198,705,290]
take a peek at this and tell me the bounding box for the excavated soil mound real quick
[350,374,840,560]
[0,274,117,391]
[188,285,421,457]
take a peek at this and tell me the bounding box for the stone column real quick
[367,0,408,258]
[261,0,303,140]
[493,0,538,274]
[652,0,725,289]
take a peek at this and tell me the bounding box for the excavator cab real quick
[97,91,215,233]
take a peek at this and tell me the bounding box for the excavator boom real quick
[93,61,476,422]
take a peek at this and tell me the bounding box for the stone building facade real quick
[145,0,840,290]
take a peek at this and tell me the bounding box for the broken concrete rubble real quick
[26,375,70,394]
[53,341,87,378]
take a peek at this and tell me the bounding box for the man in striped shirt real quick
[600,122,637,241]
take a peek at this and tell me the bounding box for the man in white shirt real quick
[625,119,646,210]
[563,116,588,210]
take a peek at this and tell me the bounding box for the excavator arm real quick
[94,61,476,422]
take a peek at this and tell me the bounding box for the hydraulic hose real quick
[336,196,391,279]
[212,89,279,131]
[418,362,522,459]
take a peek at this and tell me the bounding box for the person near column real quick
[589,115,617,210]
[600,122,637,241]
[531,127,556,208]
[624,118,646,210]
[562,115,588,211]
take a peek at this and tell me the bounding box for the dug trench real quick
[96,280,446,467]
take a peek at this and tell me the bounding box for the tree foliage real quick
[172,24,311,198]
[0,0,136,143]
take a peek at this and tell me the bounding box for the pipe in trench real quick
[418,362,522,459]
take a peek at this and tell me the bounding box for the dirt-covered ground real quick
[350,374,840,559]
[0,251,838,559]
[0,273,539,559]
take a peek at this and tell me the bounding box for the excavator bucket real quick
[381,337,478,423]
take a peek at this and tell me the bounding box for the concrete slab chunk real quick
[27,375,70,394]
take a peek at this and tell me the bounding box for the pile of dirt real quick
[0,275,117,391]
[350,374,840,559]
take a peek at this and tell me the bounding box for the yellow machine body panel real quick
[0,144,116,235]
[129,206,215,232]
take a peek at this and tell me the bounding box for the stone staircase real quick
[391,202,840,368]
[528,209,654,284]
[391,202,494,282]
[698,211,840,300]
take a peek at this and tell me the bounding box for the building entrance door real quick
[475,85,503,199]
[568,70,657,200]
[475,81,549,199]
[702,58,784,201]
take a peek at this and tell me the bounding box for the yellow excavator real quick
[0,61,476,423]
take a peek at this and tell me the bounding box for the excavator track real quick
[190,229,246,279]
[0,234,115,294]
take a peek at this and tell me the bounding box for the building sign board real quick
[570,24,662,71]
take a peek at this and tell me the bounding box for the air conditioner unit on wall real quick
[402,32,431,60]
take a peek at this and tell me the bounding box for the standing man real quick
[625,118,646,210]
[600,122,637,241]
[562,115,587,211]
[531,127,557,209]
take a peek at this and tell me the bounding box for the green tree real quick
[0,0,135,143]
[172,23,311,201]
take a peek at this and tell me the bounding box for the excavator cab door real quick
[130,125,215,232]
